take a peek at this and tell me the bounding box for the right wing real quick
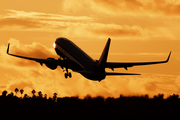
[106,52,171,70]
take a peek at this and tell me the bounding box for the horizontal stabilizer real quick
[106,72,141,75]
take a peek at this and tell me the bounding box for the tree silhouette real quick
[14,88,19,96]
[31,89,36,98]
[38,91,43,98]
[44,94,47,99]
[23,94,28,99]
[0,89,180,119]
[168,94,179,99]
[7,92,14,98]
[2,90,7,97]
[53,93,57,102]
[20,89,24,98]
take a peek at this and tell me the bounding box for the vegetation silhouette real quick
[0,89,179,120]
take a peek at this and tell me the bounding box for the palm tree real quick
[8,92,14,97]
[20,89,24,98]
[2,90,7,97]
[14,88,19,96]
[44,94,47,100]
[53,93,57,102]
[38,91,43,98]
[31,89,36,98]
[23,94,28,99]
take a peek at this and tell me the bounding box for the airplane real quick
[7,37,171,82]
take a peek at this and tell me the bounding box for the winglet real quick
[166,51,171,62]
[7,43,10,54]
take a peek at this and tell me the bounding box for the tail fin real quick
[98,38,111,68]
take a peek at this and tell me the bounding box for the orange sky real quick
[0,0,180,98]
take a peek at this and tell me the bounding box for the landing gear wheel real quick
[69,72,72,78]
[64,68,72,79]
[65,73,68,79]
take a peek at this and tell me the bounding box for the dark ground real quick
[0,91,180,120]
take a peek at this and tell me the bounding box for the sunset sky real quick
[0,0,180,98]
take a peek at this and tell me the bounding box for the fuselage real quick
[54,37,106,81]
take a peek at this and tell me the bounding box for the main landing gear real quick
[64,68,72,79]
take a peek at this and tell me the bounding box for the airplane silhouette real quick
[7,37,171,81]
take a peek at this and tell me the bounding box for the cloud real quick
[0,1,179,99]
[0,9,176,40]
[152,0,180,15]
[88,24,141,37]
[0,38,64,96]
[8,38,56,59]
[62,0,180,16]
[91,0,180,16]
[7,81,34,92]
[0,38,179,98]
[5,9,94,22]
[0,38,57,68]
[0,18,45,29]
[0,9,94,30]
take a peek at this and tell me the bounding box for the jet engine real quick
[45,58,57,70]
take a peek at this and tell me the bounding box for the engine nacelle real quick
[45,58,57,70]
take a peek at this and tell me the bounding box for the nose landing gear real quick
[64,68,72,79]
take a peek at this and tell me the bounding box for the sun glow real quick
[0,0,179,100]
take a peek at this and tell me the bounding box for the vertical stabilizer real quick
[98,38,111,68]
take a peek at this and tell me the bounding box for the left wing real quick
[106,52,171,70]
[6,43,67,68]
